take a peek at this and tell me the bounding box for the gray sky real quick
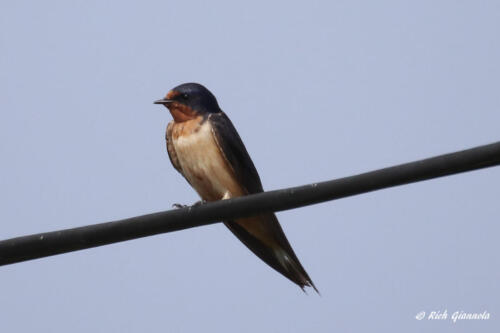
[1,1,499,332]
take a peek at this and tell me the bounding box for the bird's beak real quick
[154,98,173,105]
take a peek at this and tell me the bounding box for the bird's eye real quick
[182,93,189,100]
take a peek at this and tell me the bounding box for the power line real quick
[0,141,499,267]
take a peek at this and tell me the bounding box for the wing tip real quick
[296,273,320,295]
[302,280,320,295]
[275,248,320,295]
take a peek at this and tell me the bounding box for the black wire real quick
[1,141,499,266]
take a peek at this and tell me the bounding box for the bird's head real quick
[154,83,221,122]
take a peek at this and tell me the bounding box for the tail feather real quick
[274,248,319,294]
[224,213,318,293]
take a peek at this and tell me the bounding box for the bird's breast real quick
[171,116,244,201]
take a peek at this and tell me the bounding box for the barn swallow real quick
[154,83,317,292]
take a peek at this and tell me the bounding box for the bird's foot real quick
[172,203,188,209]
[172,200,207,209]
[191,200,207,207]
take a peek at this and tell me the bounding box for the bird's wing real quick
[208,112,263,194]
[209,112,317,291]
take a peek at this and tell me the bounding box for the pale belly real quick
[170,118,277,246]
[172,121,244,201]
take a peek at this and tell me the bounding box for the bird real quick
[154,83,317,292]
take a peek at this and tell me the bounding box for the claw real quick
[172,200,206,209]
[172,203,188,209]
[192,200,207,207]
